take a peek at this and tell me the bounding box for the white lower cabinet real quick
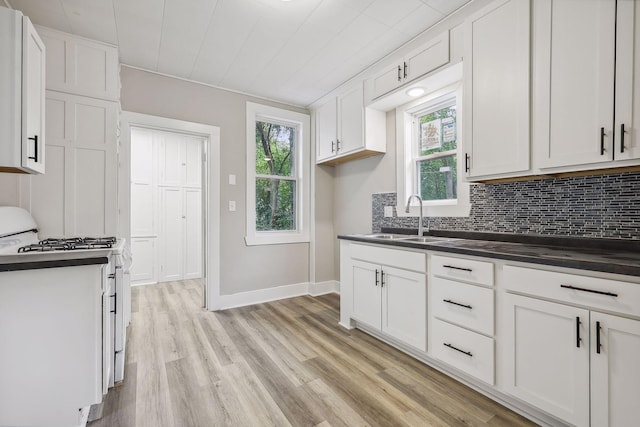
[350,249,426,351]
[504,265,640,426]
[504,293,590,426]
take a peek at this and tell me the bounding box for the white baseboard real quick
[216,280,340,310]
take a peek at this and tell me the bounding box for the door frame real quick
[120,111,221,310]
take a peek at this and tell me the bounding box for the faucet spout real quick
[405,194,426,236]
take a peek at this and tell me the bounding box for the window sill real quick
[244,232,310,246]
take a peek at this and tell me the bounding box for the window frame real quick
[246,102,310,246]
[395,80,471,218]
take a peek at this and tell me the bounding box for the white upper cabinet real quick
[533,0,624,170]
[0,8,45,175]
[615,0,640,161]
[370,32,450,100]
[463,0,530,179]
[36,27,119,101]
[158,133,203,188]
[315,84,386,165]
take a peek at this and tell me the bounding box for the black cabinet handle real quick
[444,343,472,357]
[600,127,606,155]
[336,139,341,151]
[465,153,470,172]
[576,316,581,348]
[331,141,335,153]
[397,65,402,82]
[443,264,473,272]
[381,270,385,287]
[596,321,602,354]
[621,123,626,153]
[560,284,618,297]
[375,269,379,287]
[403,61,408,79]
[28,135,38,162]
[443,299,472,310]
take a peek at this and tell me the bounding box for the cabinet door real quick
[534,0,616,168]
[615,0,640,161]
[21,17,45,174]
[351,260,382,330]
[184,137,202,188]
[504,294,590,426]
[371,63,402,99]
[159,132,185,187]
[160,187,184,282]
[316,98,337,162]
[130,237,157,284]
[591,312,640,427]
[184,188,202,280]
[381,266,426,351]
[404,31,449,83]
[464,0,529,178]
[337,85,364,155]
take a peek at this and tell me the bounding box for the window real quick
[246,103,310,245]
[395,65,470,218]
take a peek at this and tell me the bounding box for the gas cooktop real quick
[18,237,117,253]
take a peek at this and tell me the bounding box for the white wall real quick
[120,66,312,295]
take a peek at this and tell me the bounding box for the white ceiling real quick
[7,0,471,107]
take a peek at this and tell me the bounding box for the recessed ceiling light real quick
[406,87,426,97]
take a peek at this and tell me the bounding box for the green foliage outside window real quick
[255,121,297,231]
[415,104,457,201]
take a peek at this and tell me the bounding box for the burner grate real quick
[18,237,116,253]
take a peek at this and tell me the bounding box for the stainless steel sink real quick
[402,236,450,243]
[367,233,407,239]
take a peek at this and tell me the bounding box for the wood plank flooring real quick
[89,280,537,427]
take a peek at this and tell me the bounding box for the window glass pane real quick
[255,178,296,231]
[417,105,456,157]
[418,154,457,201]
[255,121,295,177]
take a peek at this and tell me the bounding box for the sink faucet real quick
[405,194,428,236]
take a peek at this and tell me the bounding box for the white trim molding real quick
[119,111,221,311]
[217,281,340,311]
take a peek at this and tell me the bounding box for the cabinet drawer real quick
[351,244,425,272]
[431,277,494,336]
[504,265,640,319]
[431,318,494,385]
[431,254,494,286]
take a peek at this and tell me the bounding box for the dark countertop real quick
[0,250,111,272]
[338,229,640,277]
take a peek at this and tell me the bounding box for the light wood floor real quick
[89,280,537,427]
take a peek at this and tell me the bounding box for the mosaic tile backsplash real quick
[373,172,640,239]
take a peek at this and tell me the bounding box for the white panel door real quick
[591,312,640,427]
[337,85,364,155]
[159,133,184,187]
[316,98,337,162]
[504,294,590,427]
[351,260,382,330]
[130,127,155,237]
[382,266,426,351]
[28,145,65,238]
[535,0,616,168]
[615,0,640,161]
[184,137,202,188]
[130,238,157,284]
[160,187,184,282]
[184,188,202,280]
[465,0,530,178]
[130,128,154,184]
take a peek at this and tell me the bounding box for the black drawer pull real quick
[375,269,379,287]
[443,299,472,310]
[28,135,38,162]
[443,265,472,272]
[600,127,606,155]
[464,153,470,172]
[560,284,618,297]
[443,343,472,357]
[397,65,402,82]
[621,123,626,153]
[576,316,581,348]
[596,321,602,354]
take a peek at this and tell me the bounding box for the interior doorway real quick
[119,112,220,310]
[129,127,204,285]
